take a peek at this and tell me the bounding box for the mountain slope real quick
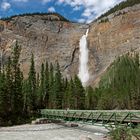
[0,13,88,79]
[0,3,140,86]
[88,3,140,85]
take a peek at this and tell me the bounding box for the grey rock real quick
[0,4,140,86]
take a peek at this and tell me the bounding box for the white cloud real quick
[82,8,92,17]
[55,0,125,23]
[42,0,52,4]
[56,0,64,5]
[73,6,81,11]
[48,7,56,12]
[1,1,11,11]
[12,0,28,2]
[78,18,86,23]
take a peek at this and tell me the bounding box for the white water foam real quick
[78,29,89,87]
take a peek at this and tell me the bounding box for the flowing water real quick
[78,29,89,87]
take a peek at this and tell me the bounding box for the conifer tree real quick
[44,61,49,108]
[22,79,29,113]
[28,53,37,111]
[5,57,13,116]
[62,78,68,109]
[0,61,8,121]
[0,71,5,115]
[54,62,62,109]
[63,78,75,109]
[74,75,85,109]
[36,73,40,108]
[11,42,23,122]
[85,86,98,110]
[39,63,45,108]
[0,42,24,124]
[48,63,54,108]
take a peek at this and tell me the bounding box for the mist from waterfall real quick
[78,29,89,87]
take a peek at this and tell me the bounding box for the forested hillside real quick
[0,43,140,126]
[0,43,85,126]
[93,53,140,110]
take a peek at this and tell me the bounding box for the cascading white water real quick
[78,29,89,87]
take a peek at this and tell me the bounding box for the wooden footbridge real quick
[40,109,140,126]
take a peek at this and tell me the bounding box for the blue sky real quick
[0,0,125,23]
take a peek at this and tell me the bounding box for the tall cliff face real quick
[0,4,140,85]
[0,14,88,79]
[87,4,140,85]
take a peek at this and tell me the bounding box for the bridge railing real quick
[40,109,140,125]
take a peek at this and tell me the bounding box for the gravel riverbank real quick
[0,123,108,140]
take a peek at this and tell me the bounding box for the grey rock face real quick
[0,4,140,86]
[87,4,140,86]
[0,14,88,79]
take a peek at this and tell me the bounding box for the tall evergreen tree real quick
[39,63,46,108]
[28,53,37,111]
[36,73,40,108]
[54,62,62,109]
[11,42,23,122]
[48,63,54,108]
[22,79,29,113]
[43,61,49,108]
[63,78,75,109]
[85,86,98,110]
[4,57,13,118]
[74,75,85,109]
[0,61,8,123]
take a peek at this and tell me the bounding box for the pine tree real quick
[63,78,75,109]
[11,42,23,123]
[74,75,85,109]
[48,63,54,108]
[28,53,37,112]
[22,79,29,114]
[85,86,98,110]
[39,63,45,108]
[0,42,24,125]
[54,62,62,109]
[36,73,40,108]
[62,78,68,109]
[0,63,7,122]
[44,61,49,108]
[5,57,13,117]
[63,79,70,109]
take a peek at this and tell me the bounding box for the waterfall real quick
[78,29,89,87]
